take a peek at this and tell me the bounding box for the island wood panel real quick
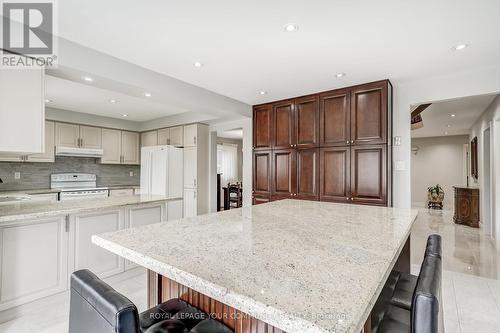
[295,95,319,148]
[253,104,272,150]
[272,101,294,149]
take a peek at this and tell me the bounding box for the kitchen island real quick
[0,194,182,311]
[93,199,418,333]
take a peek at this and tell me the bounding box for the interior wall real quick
[411,135,468,208]
[393,65,500,209]
[469,95,500,245]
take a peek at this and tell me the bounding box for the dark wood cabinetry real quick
[253,151,271,196]
[253,80,391,207]
[453,187,479,228]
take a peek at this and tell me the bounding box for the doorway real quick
[216,128,243,211]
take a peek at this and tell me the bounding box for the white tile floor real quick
[411,208,500,333]
[1,208,499,332]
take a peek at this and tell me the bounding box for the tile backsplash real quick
[0,157,140,191]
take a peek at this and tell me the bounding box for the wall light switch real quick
[14,172,20,179]
[395,161,406,171]
[393,136,402,146]
[129,171,134,177]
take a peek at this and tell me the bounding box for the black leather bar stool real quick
[69,269,233,333]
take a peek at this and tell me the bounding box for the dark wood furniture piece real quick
[223,183,243,210]
[471,137,478,179]
[453,186,480,228]
[252,80,392,206]
[217,173,222,211]
[428,200,443,210]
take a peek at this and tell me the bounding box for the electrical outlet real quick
[393,136,402,146]
[14,172,20,180]
[395,161,406,171]
[129,171,134,177]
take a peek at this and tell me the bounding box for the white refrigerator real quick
[140,145,184,220]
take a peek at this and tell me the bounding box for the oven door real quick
[60,190,109,201]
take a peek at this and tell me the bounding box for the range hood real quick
[56,146,103,158]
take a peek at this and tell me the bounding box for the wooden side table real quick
[453,186,480,228]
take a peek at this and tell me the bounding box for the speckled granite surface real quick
[93,199,418,333]
[0,195,180,223]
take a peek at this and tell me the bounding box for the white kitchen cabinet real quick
[183,147,197,188]
[122,131,140,165]
[55,123,79,148]
[0,68,44,154]
[183,124,197,147]
[70,209,125,278]
[27,121,55,163]
[183,189,197,217]
[141,130,158,147]
[169,126,183,146]
[80,126,102,149]
[124,203,165,270]
[109,188,134,197]
[101,128,122,164]
[168,200,183,220]
[157,128,170,145]
[0,216,68,311]
[0,154,23,162]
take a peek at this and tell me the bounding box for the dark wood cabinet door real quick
[295,96,319,148]
[271,149,296,198]
[320,89,350,147]
[350,145,387,205]
[253,104,272,149]
[253,151,271,196]
[296,148,319,200]
[252,195,270,205]
[272,101,294,149]
[320,147,350,202]
[350,81,387,145]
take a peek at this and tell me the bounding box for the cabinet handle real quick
[290,145,293,147]
[346,140,350,144]
[81,138,84,147]
[194,191,197,199]
[194,136,197,145]
[194,179,197,187]
[65,215,69,232]
[351,140,354,144]
[167,138,171,145]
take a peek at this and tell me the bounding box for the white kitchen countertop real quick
[93,199,418,333]
[0,195,180,224]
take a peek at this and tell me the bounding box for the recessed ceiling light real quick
[444,131,449,135]
[194,62,203,68]
[284,24,298,32]
[335,72,346,78]
[44,99,52,103]
[122,114,128,117]
[447,124,452,128]
[450,114,456,117]
[82,76,93,82]
[144,92,152,97]
[259,91,267,95]
[109,99,117,104]
[452,44,468,51]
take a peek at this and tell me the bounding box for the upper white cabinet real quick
[122,131,140,165]
[141,130,158,147]
[100,129,139,165]
[169,126,183,146]
[80,126,102,149]
[0,216,68,311]
[183,124,198,147]
[101,129,122,164]
[183,147,198,188]
[56,123,101,149]
[27,121,55,163]
[158,128,170,145]
[0,68,44,154]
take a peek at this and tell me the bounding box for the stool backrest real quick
[411,255,441,333]
[425,234,442,259]
[69,269,140,333]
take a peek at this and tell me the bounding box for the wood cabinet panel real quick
[141,130,158,147]
[27,121,55,162]
[320,147,350,202]
[272,101,294,149]
[350,82,387,145]
[79,126,102,149]
[55,123,79,148]
[295,96,319,148]
[253,105,272,149]
[183,124,198,147]
[169,126,183,146]
[252,195,270,205]
[296,148,319,200]
[101,129,122,164]
[271,149,295,198]
[121,131,140,165]
[158,128,170,145]
[350,145,386,205]
[320,89,350,146]
[253,151,271,195]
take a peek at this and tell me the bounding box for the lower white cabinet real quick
[69,209,125,279]
[183,189,197,217]
[0,217,68,311]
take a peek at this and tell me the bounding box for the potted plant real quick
[427,184,445,209]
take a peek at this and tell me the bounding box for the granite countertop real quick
[0,185,140,196]
[0,195,180,224]
[93,199,418,333]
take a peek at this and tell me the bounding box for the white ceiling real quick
[411,94,497,138]
[56,0,500,105]
[45,75,186,121]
